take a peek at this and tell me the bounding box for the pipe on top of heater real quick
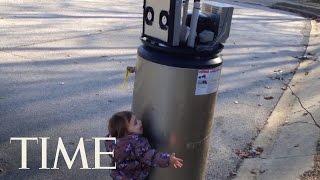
[181,0,201,27]
[181,0,189,28]
[187,0,201,47]
[180,0,190,44]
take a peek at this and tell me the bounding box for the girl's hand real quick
[169,153,183,168]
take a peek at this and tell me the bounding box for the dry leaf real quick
[264,96,274,100]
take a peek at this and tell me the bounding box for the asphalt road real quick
[0,0,310,179]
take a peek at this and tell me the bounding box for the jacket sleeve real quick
[105,137,140,171]
[117,160,140,171]
[133,136,170,168]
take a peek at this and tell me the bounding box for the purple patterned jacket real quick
[105,133,170,180]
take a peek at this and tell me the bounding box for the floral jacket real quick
[105,133,170,180]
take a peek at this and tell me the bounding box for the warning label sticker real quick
[195,67,221,96]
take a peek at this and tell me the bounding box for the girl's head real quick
[108,111,143,138]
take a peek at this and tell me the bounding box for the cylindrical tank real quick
[132,45,222,180]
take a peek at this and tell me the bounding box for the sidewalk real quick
[234,20,320,180]
[271,0,320,19]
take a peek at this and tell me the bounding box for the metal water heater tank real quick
[132,44,222,180]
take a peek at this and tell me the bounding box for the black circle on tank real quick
[138,45,223,69]
[159,11,169,30]
[144,7,154,26]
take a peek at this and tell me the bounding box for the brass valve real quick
[121,66,136,90]
[126,66,136,74]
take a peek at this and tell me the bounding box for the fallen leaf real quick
[255,147,264,153]
[259,169,266,174]
[274,69,283,73]
[256,129,261,133]
[235,145,264,159]
[247,142,253,147]
[264,96,274,100]
[239,152,249,158]
[275,76,284,80]
[250,169,257,174]
[253,149,261,155]
[127,67,136,73]
[305,72,309,76]
[235,149,246,157]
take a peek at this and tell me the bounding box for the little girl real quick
[105,111,183,180]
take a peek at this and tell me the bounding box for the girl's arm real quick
[140,149,171,168]
[117,160,140,171]
[140,150,183,169]
[133,136,170,168]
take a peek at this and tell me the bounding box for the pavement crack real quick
[293,104,317,114]
[284,83,320,129]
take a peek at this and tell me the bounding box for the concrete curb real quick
[271,2,320,19]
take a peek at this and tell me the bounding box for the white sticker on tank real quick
[195,67,221,96]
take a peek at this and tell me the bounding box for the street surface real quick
[0,0,310,179]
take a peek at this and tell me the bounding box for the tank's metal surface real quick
[132,47,222,180]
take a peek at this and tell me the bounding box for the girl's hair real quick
[108,111,133,138]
